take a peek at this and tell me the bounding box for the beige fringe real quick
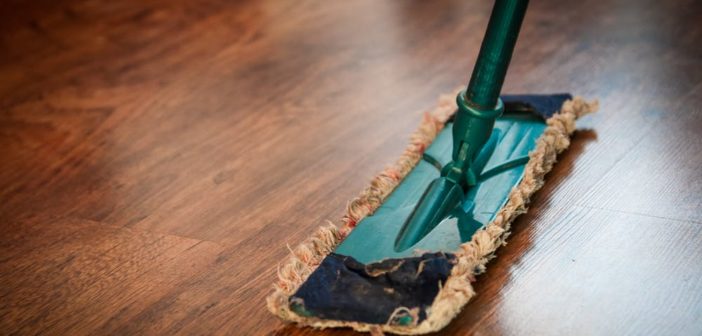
[266,91,598,335]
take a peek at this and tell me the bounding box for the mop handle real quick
[465,0,529,109]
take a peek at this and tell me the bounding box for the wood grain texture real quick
[1,0,701,335]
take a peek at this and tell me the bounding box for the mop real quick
[267,0,598,334]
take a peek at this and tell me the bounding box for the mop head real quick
[267,90,598,335]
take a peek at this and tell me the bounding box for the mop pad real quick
[267,90,597,335]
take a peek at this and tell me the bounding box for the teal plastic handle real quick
[466,0,529,109]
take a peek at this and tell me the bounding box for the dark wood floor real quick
[1,0,701,335]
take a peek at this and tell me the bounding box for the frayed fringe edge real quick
[266,91,598,335]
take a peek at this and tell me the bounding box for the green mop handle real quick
[466,0,529,109]
[447,0,529,188]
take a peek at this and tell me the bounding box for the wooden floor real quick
[1,0,701,335]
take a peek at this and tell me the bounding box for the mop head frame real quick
[267,90,598,335]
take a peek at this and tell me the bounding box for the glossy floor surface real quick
[1,0,701,335]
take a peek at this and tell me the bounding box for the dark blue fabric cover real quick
[290,252,456,325]
[502,93,572,118]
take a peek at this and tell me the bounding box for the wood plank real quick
[0,217,223,334]
[440,207,702,335]
[579,87,702,223]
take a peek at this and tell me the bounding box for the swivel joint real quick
[443,90,504,189]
